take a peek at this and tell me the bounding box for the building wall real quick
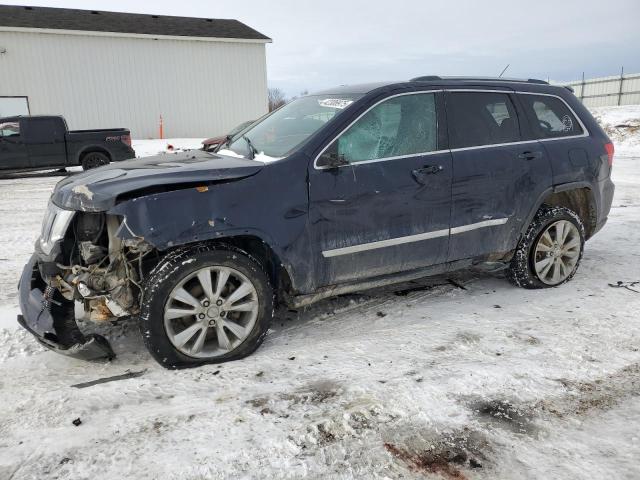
[0,29,269,138]
[561,73,640,108]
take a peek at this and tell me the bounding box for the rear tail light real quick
[121,134,132,147]
[604,142,614,166]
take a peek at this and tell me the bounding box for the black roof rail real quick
[409,76,548,85]
[410,75,442,82]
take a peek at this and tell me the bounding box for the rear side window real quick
[25,118,64,143]
[333,92,438,163]
[518,94,584,139]
[0,121,20,137]
[447,92,521,149]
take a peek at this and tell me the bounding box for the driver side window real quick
[325,93,437,164]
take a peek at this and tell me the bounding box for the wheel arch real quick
[522,183,597,239]
[119,224,296,305]
[204,235,295,304]
[77,146,113,165]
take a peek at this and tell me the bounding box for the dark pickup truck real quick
[0,115,135,172]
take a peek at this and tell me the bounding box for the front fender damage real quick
[109,187,248,250]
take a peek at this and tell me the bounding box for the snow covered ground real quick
[0,109,639,479]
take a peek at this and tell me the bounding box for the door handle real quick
[518,150,543,160]
[412,165,443,184]
[413,165,443,175]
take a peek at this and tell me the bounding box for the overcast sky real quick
[5,0,640,96]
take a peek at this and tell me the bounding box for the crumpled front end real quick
[17,202,153,361]
[18,255,115,360]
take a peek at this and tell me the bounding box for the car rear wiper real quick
[242,135,258,160]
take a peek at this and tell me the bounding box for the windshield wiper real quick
[242,135,258,160]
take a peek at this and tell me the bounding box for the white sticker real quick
[318,98,354,109]
[561,114,574,132]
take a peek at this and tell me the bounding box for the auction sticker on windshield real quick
[318,98,354,109]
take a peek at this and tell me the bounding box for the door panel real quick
[310,153,452,285]
[0,120,28,170]
[24,118,67,168]
[308,91,452,287]
[445,90,553,261]
[448,142,551,260]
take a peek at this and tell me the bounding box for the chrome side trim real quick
[443,88,513,93]
[450,217,509,234]
[322,228,449,258]
[449,139,538,153]
[328,149,450,167]
[321,217,509,258]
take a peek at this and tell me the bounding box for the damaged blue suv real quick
[18,76,615,368]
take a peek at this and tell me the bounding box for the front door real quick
[445,90,553,261]
[0,120,28,170]
[24,117,67,168]
[308,91,452,287]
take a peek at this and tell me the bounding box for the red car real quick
[201,120,254,152]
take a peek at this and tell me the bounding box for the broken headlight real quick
[39,202,75,255]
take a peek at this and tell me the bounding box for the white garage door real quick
[0,97,29,117]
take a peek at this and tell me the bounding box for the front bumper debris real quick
[17,254,115,361]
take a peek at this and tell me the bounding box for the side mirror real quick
[317,151,349,169]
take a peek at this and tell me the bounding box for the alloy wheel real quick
[533,220,581,285]
[163,266,259,358]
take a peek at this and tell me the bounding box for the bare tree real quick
[268,88,286,112]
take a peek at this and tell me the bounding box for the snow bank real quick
[132,138,205,158]
[590,105,640,157]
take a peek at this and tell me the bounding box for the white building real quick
[0,5,271,138]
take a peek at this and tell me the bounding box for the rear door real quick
[0,120,28,170]
[515,92,589,185]
[308,91,453,286]
[24,117,67,168]
[445,90,553,261]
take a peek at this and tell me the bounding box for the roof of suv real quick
[315,77,567,96]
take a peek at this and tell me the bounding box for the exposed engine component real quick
[79,241,107,264]
[53,213,154,322]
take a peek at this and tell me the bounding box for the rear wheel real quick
[140,244,273,369]
[81,152,110,170]
[508,206,585,289]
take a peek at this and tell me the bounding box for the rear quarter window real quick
[518,94,584,139]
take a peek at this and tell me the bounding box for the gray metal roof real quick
[0,5,271,41]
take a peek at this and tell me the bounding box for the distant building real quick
[0,5,271,138]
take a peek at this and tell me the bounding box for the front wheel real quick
[140,244,273,369]
[508,206,585,289]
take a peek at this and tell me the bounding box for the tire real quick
[81,152,110,170]
[139,243,273,369]
[507,205,585,289]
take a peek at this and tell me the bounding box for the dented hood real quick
[51,150,264,211]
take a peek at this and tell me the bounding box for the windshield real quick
[219,94,363,162]
[228,120,254,137]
